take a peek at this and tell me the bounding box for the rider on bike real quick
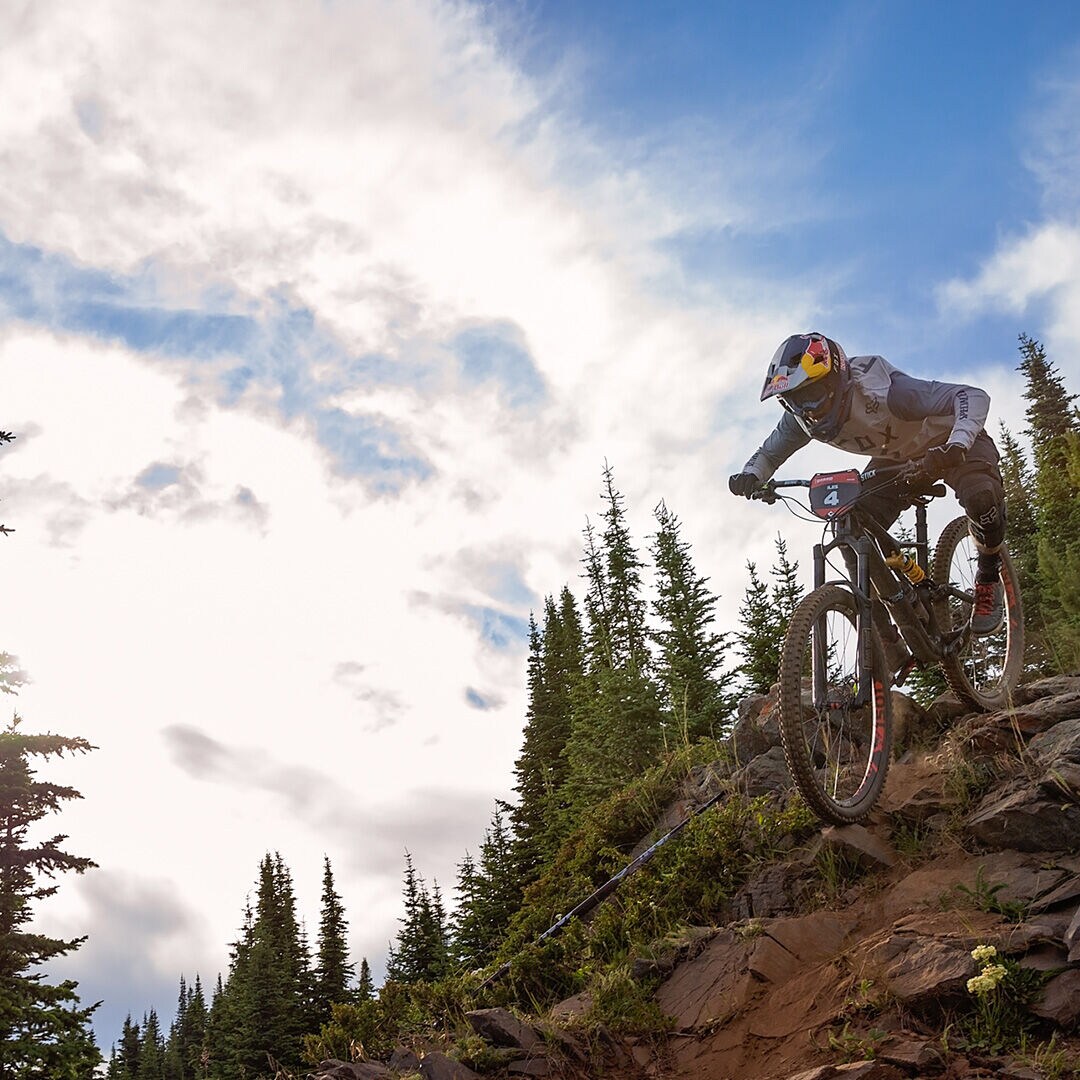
[729,333,1007,667]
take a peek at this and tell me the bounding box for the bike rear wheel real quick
[932,515,1025,711]
[778,585,893,825]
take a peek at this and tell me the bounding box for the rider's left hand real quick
[920,442,966,479]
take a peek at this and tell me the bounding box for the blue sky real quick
[512,0,1080,371]
[2,0,1079,1052]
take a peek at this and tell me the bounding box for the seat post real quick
[914,502,929,570]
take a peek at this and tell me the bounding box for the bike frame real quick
[771,471,970,710]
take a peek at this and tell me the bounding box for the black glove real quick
[728,472,759,498]
[920,442,967,479]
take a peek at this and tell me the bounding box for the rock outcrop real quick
[310,675,1080,1080]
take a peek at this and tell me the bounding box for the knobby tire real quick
[932,515,1025,711]
[778,585,893,825]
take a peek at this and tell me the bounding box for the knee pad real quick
[959,476,1005,552]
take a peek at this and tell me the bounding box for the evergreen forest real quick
[2,337,1078,1079]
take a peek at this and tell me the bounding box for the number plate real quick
[809,470,862,519]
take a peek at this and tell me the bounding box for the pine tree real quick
[735,536,805,695]
[590,463,651,674]
[1016,334,1080,668]
[110,1015,141,1080]
[1018,333,1078,458]
[511,590,585,883]
[163,974,207,1080]
[449,852,486,969]
[136,1009,165,1080]
[202,976,227,1079]
[562,465,665,810]
[203,855,313,1077]
[998,423,1050,669]
[184,976,208,1079]
[509,613,547,883]
[386,853,448,984]
[450,799,525,971]
[0,714,101,1079]
[313,857,353,1018]
[650,500,737,741]
[736,561,777,696]
[356,958,374,1001]
[163,978,186,1080]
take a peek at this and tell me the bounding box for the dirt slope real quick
[642,675,1080,1080]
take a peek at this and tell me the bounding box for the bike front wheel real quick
[932,515,1025,711]
[778,585,893,825]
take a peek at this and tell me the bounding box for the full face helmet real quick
[760,332,851,439]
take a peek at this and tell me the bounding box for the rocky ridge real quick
[312,675,1080,1080]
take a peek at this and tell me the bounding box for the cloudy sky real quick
[5,0,1080,1049]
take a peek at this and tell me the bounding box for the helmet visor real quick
[781,368,838,420]
[786,375,833,416]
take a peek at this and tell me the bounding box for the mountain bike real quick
[750,463,1024,825]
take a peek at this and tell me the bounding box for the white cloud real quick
[938,222,1080,352]
[937,61,1080,371]
[1,0,815,1048]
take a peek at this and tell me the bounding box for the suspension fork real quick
[812,536,874,709]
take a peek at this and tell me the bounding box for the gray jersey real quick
[743,355,991,480]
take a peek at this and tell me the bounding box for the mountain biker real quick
[729,333,1007,668]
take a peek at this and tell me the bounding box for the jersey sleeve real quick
[743,411,812,480]
[886,371,990,450]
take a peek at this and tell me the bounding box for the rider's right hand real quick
[728,472,758,498]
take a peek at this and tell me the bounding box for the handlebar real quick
[749,462,947,506]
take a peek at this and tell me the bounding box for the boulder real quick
[548,993,591,1023]
[760,910,857,965]
[926,691,968,726]
[889,691,929,749]
[312,1062,393,1080]
[1030,968,1080,1026]
[654,929,759,1030]
[747,933,799,984]
[387,1048,421,1073]
[736,691,773,725]
[1029,715,1080,765]
[966,783,1080,851]
[964,849,1072,907]
[465,1007,540,1051]
[1003,908,1075,949]
[418,1052,482,1080]
[733,744,791,798]
[507,1060,550,1077]
[728,710,773,765]
[1015,675,1080,705]
[874,934,975,1005]
[790,1064,904,1080]
[982,690,1080,739]
[685,760,735,801]
[877,1036,943,1070]
[1016,942,1068,971]
[999,1067,1049,1080]
[1039,760,1080,801]
[1027,858,1080,912]
[1067,903,1080,963]
[878,754,957,821]
[729,861,814,919]
[818,823,897,869]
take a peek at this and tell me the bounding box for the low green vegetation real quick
[955,944,1047,1054]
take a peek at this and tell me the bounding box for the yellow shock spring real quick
[885,553,926,584]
